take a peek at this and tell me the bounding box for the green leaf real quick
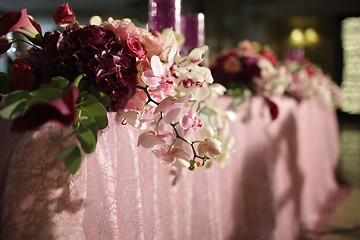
[0,99,27,119]
[76,125,96,153]
[56,144,82,174]
[0,72,12,94]
[32,88,62,100]
[49,76,69,90]
[232,97,243,110]
[81,95,108,130]
[78,110,98,141]
[88,85,111,108]
[5,90,31,104]
[199,106,217,116]
[26,97,48,107]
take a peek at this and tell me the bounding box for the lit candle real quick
[148,0,181,33]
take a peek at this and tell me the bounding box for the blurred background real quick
[1,0,360,238]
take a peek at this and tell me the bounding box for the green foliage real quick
[0,74,110,175]
[80,94,108,130]
[56,144,82,174]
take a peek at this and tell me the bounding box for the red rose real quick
[127,36,146,59]
[0,37,12,54]
[12,59,36,91]
[11,86,79,132]
[53,3,76,25]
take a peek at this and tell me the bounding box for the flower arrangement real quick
[210,41,341,119]
[0,4,231,174]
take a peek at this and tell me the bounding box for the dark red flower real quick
[53,3,76,25]
[94,49,138,111]
[0,37,12,54]
[0,9,42,44]
[127,36,146,59]
[11,86,79,132]
[265,97,279,121]
[12,59,36,91]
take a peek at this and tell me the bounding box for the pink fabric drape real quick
[0,96,340,240]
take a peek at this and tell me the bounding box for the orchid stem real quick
[136,85,159,105]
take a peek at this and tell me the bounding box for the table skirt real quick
[0,96,340,240]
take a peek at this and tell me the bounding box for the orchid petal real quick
[151,56,166,77]
[154,96,175,115]
[173,158,190,168]
[137,130,166,148]
[163,106,181,124]
[171,148,190,160]
[119,111,140,127]
[180,115,192,129]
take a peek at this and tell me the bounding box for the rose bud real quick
[53,3,76,25]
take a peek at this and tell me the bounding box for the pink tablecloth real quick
[0,96,340,240]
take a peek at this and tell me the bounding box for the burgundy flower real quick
[0,9,42,44]
[11,86,79,132]
[0,37,12,54]
[265,97,279,121]
[127,36,146,59]
[12,59,36,91]
[94,49,137,111]
[53,3,76,25]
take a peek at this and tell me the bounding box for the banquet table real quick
[0,95,340,240]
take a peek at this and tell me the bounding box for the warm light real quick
[90,15,102,25]
[305,28,319,44]
[290,28,305,46]
[341,17,360,114]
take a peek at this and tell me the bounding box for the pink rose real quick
[12,59,36,91]
[11,86,79,132]
[53,3,76,25]
[140,29,165,57]
[127,36,146,59]
[101,18,137,42]
[0,37,12,54]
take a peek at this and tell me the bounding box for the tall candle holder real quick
[148,0,182,33]
[180,13,205,55]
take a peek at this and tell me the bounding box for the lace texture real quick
[0,96,340,240]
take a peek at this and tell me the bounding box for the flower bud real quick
[197,137,222,158]
[53,3,76,25]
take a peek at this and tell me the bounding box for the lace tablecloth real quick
[0,96,340,240]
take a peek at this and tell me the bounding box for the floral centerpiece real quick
[210,41,341,120]
[210,41,288,120]
[0,4,231,174]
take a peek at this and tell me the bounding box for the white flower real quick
[197,137,222,158]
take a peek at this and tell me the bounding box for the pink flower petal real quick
[151,56,166,77]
